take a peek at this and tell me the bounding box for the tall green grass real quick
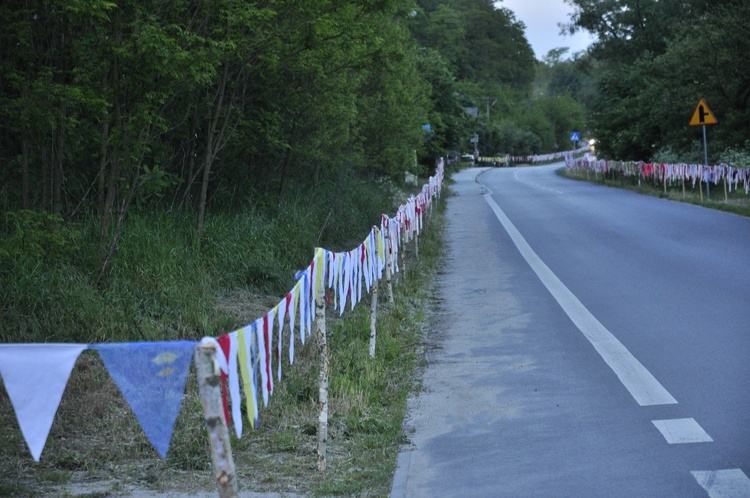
[0,174,400,344]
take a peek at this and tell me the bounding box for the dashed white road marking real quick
[692,469,750,497]
[482,190,678,406]
[652,418,713,444]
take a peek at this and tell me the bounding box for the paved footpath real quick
[390,167,537,497]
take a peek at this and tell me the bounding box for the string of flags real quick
[566,157,750,194]
[508,146,591,165]
[0,159,445,462]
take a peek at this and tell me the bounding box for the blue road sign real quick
[570,131,580,142]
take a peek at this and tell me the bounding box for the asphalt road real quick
[391,165,750,497]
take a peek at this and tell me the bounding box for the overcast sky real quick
[497,0,595,60]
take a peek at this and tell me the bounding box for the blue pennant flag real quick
[93,341,197,458]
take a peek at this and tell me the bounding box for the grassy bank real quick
[559,167,750,218]
[0,175,448,496]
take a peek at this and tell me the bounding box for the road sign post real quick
[689,99,718,201]
[570,131,580,151]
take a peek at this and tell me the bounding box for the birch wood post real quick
[400,226,406,280]
[369,228,380,358]
[194,340,239,498]
[682,175,685,198]
[724,175,728,204]
[315,266,329,472]
[369,275,379,359]
[384,228,394,305]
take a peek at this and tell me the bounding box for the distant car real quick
[461,154,474,161]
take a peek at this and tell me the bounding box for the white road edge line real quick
[482,189,678,406]
[692,469,750,497]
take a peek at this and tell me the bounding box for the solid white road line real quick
[692,469,750,497]
[483,192,678,406]
[652,418,713,444]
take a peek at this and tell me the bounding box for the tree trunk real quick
[197,61,229,236]
[52,107,66,214]
[97,120,110,210]
[21,134,30,210]
[98,168,138,284]
[98,7,123,281]
[41,143,50,211]
[178,97,199,210]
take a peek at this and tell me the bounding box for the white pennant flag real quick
[227,332,242,438]
[0,343,87,461]
[288,284,299,364]
[277,295,290,381]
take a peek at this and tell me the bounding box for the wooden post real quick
[400,226,406,280]
[724,175,728,204]
[384,228,394,305]
[314,259,329,472]
[195,340,239,498]
[369,228,379,359]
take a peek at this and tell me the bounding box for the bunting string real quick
[0,158,445,461]
[566,157,750,195]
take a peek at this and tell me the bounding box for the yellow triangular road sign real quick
[690,99,718,126]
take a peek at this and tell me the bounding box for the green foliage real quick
[566,0,750,162]
[652,143,705,165]
[719,142,750,168]
[0,210,79,262]
[408,0,589,159]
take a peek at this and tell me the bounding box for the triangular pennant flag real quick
[327,251,336,290]
[300,268,310,344]
[264,309,276,396]
[254,317,269,407]
[226,332,242,438]
[237,325,258,429]
[356,244,364,305]
[93,341,196,459]
[216,334,232,429]
[289,284,299,364]
[201,334,231,429]
[215,335,232,429]
[277,295,291,381]
[337,252,347,314]
[0,344,87,461]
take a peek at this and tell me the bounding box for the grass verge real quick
[0,184,447,497]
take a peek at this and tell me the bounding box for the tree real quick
[564,0,750,160]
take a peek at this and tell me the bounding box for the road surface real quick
[391,165,750,497]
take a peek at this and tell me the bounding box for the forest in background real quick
[5,0,748,344]
[0,0,588,343]
[564,0,750,165]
